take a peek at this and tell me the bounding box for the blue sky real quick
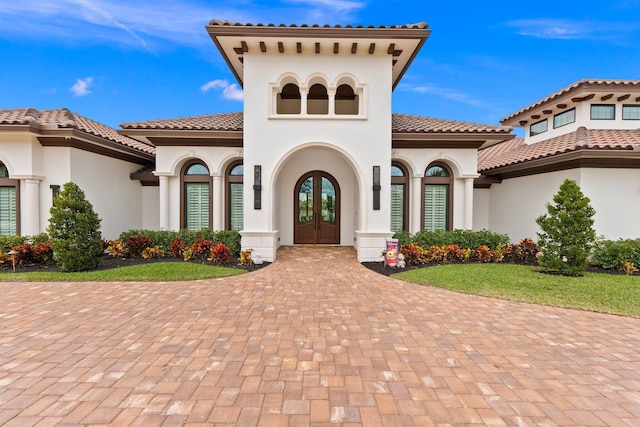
[2,0,640,133]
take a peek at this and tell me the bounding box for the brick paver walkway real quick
[1,246,639,426]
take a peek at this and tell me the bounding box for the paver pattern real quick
[1,246,639,426]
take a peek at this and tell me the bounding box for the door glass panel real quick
[298,177,313,223]
[321,177,336,223]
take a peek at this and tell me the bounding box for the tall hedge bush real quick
[47,182,103,271]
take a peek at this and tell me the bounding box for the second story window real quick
[622,105,640,120]
[591,104,615,120]
[553,108,575,128]
[277,83,301,114]
[530,119,548,137]
[307,84,329,114]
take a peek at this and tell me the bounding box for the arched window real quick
[307,83,328,114]
[226,161,243,231]
[391,162,408,233]
[335,84,359,115]
[0,162,19,236]
[277,83,301,114]
[422,163,453,231]
[181,161,212,231]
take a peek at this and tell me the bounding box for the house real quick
[1,20,638,262]
[475,79,640,242]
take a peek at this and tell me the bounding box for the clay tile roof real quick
[478,127,640,172]
[120,112,243,131]
[0,108,155,155]
[207,19,428,30]
[501,79,640,124]
[393,113,511,134]
[120,111,510,135]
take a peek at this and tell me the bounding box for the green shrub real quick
[536,179,596,276]
[47,182,103,272]
[591,239,640,270]
[116,229,242,257]
[412,229,509,249]
[0,235,28,253]
[213,230,241,256]
[392,231,412,247]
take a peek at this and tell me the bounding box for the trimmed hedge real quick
[591,239,640,271]
[395,229,509,250]
[118,229,241,256]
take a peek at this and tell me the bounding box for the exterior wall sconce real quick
[253,165,262,210]
[373,165,381,210]
[50,184,60,200]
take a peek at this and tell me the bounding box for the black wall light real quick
[373,165,381,210]
[253,165,262,210]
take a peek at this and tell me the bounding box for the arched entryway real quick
[294,170,340,244]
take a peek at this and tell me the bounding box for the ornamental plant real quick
[536,179,596,276]
[47,182,103,271]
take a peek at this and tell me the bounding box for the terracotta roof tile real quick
[478,127,640,172]
[501,79,640,124]
[0,108,155,155]
[208,20,428,30]
[120,112,243,131]
[121,111,510,135]
[393,113,511,134]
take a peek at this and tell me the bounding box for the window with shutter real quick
[390,162,409,233]
[0,163,17,236]
[181,161,211,230]
[227,162,243,231]
[422,163,452,231]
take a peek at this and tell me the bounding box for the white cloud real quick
[201,79,243,101]
[70,76,94,96]
[400,83,487,109]
[506,18,640,42]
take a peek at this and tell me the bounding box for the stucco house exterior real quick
[1,20,639,262]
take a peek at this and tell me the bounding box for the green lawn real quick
[0,262,245,282]
[392,263,640,318]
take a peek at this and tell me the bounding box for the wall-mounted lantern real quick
[373,165,381,210]
[253,165,262,210]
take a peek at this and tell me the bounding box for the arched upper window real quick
[422,163,453,231]
[335,84,359,115]
[0,162,18,236]
[226,161,243,231]
[181,161,211,231]
[277,83,301,114]
[391,162,409,233]
[307,83,329,115]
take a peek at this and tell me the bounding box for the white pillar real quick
[158,175,169,230]
[212,175,223,231]
[411,176,422,233]
[463,177,475,230]
[300,85,308,115]
[328,88,336,116]
[23,179,40,235]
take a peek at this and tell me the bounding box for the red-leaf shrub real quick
[169,238,186,258]
[208,242,231,265]
[191,238,212,256]
[125,235,151,257]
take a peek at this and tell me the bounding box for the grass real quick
[392,263,640,318]
[0,262,245,282]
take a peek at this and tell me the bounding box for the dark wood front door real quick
[294,171,340,244]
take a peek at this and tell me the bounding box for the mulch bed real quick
[2,255,270,274]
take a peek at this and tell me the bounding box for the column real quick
[300,86,308,115]
[23,179,40,235]
[328,88,336,116]
[463,177,474,230]
[411,176,422,233]
[212,175,223,231]
[158,175,169,230]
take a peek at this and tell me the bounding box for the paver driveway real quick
[1,246,639,426]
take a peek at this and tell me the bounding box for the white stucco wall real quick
[472,188,490,231]
[580,168,640,239]
[155,145,243,231]
[241,50,394,260]
[486,170,581,242]
[141,186,160,230]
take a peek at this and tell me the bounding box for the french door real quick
[294,171,340,244]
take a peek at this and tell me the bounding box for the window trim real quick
[421,162,453,231]
[553,108,576,129]
[622,104,640,120]
[225,160,243,231]
[590,104,616,120]
[391,161,409,233]
[180,160,213,230]
[530,119,548,137]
